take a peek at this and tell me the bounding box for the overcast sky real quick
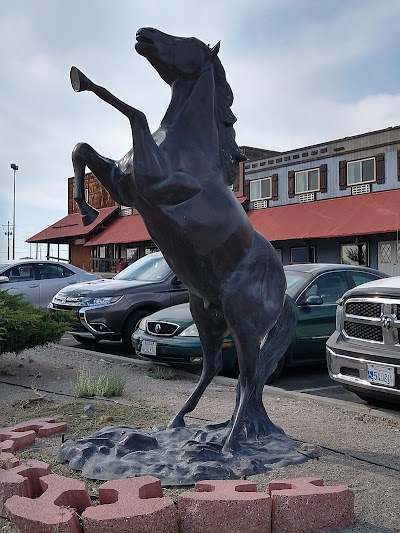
[1,0,400,262]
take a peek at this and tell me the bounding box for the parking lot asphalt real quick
[0,344,399,532]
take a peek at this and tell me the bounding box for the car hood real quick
[340,275,400,301]
[146,302,193,326]
[55,277,157,297]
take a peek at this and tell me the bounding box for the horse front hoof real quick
[167,416,185,429]
[82,207,99,226]
[222,436,240,454]
[70,66,91,92]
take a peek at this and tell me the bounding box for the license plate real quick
[141,340,157,356]
[367,364,395,387]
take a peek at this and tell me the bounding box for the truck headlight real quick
[335,304,344,331]
[179,323,199,337]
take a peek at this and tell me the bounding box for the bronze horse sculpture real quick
[70,28,295,451]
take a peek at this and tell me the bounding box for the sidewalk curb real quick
[52,344,400,423]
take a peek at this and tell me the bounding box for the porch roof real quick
[26,206,119,243]
[84,213,151,246]
[248,189,400,242]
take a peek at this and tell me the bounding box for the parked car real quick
[0,259,100,308]
[132,263,388,381]
[327,276,400,405]
[48,252,188,345]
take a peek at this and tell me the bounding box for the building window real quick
[347,158,375,186]
[250,177,271,201]
[291,246,316,264]
[295,169,320,194]
[341,243,368,266]
[274,248,283,262]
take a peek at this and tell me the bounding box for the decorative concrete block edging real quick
[82,476,178,533]
[178,479,271,533]
[0,418,355,532]
[6,473,91,533]
[0,417,68,453]
[269,477,355,533]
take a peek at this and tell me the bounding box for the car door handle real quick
[67,281,77,285]
[28,284,39,288]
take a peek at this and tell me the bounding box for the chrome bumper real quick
[326,346,400,397]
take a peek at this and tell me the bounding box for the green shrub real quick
[0,291,74,355]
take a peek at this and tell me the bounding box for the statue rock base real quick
[58,420,311,486]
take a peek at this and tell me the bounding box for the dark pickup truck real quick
[48,252,188,346]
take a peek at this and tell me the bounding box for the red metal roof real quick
[248,189,400,241]
[84,214,151,246]
[27,207,119,243]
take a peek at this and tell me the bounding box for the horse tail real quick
[258,294,298,383]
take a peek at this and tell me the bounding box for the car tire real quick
[122,310,151,346]
[72,335,99,345]
[265,354,286,384]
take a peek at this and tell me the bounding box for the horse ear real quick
[210,41,220,59]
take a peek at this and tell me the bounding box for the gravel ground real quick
[1,345,399,532]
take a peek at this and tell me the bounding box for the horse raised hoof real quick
[81,206,99,226]
[70,66,91,92]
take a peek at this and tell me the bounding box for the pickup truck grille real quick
[342,297,400,346]
[343,321,383,342]
[345,301,381,318]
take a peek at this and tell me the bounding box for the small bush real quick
[0,292,74,355]
[74,368,126,397]
[147,367,176,380]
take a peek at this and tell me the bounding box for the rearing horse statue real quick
[70,27,289,451]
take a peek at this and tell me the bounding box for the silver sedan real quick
[0,259,101,308]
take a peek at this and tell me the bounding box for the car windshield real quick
[114,254,172,281]
[284,270,313,298]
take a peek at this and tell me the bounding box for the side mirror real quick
[171,275,182,286]
[0,276,9,284]
[305,295,323,305]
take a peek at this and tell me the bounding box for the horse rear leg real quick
[72,142,120,226]
[168,294,228,428]
[221,274,284,451]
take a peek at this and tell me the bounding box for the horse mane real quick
[212,56,247,185]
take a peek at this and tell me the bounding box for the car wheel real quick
[122,310,151,346]
[72,335,99,345]
[265,354,286,384]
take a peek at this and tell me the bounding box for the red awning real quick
[27,206,119,243]
[84,214,151,246]
[248,189,400,241]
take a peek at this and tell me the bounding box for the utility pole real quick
[10,163,18,260]
[2,221,12,260]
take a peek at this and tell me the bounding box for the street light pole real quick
[10,163,18,260]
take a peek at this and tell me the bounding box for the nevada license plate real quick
[367,364,395,387]
[140,340,157,356]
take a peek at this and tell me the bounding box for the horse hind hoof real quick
[82,208,99,226]
[70,66,91,92]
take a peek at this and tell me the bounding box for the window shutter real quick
[376,153,385,184]
[288,171,295,198]
[397,150,400,181]
[339,160,347,190]
[243,178,250,199]
[320,164,327,193]
[272,174,278,200]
